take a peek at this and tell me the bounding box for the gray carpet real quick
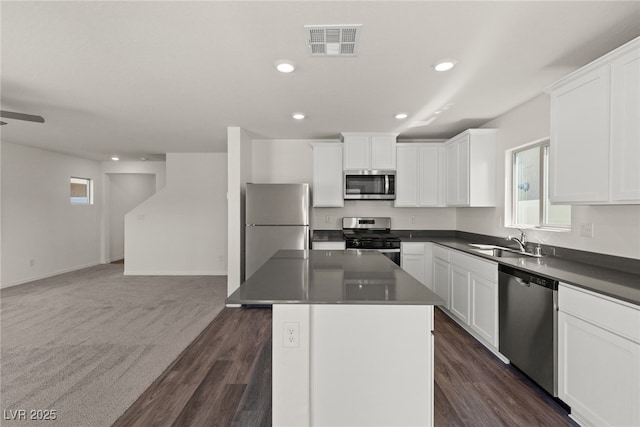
[0,264,227,427]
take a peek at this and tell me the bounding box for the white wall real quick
[251,139,457,231]
[100,160,166,263]
[457,94,640,259]
[252,139,316,183]
[313,202,456,230]
[1,142,102,287]
[108,174,156,261]
[101,160,166,190]
[227,127,253,297]
[124,153,228,275]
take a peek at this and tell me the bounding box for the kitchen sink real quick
[468,243,542,258]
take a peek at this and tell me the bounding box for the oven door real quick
[344,171,395,200]
[347,248,401,266]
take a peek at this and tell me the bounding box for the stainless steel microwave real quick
[344,170,396,200]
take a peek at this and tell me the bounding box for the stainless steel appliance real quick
[342,217,400,265]
[344,170,395,200]
[499,264,559,396]
[245,183,310,279]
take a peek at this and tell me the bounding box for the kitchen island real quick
[227,249,444,427]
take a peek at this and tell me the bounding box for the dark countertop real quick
[227,250,445,306]
[431,238,640,306]
[311,229,640,305]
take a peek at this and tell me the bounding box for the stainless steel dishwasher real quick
[499,264,558,396]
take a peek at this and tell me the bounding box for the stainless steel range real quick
[342,217,401,265]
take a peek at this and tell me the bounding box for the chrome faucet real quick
[507,229,527,252]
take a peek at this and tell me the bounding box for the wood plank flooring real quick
[433,308,576,427]
[114,306,577,426]
[113,307,272,427]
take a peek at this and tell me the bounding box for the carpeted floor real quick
[0,264,227,427]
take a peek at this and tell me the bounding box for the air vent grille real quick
[304,24,362,56]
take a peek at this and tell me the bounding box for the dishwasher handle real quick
[514,277,531,287]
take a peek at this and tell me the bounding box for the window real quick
[70,177,93,205]
[511,139,570,229]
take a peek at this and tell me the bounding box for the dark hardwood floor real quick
[113,307,272,427]
[114,306,577,427]
[433,308,576,427]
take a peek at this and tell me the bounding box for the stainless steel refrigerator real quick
[245,183,310,279]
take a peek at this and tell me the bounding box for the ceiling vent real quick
[304,24,362,56]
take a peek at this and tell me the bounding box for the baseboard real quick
[110,256,125,263]
[124,269,228,276]
[1,262,101,289]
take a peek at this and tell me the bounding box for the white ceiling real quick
[2,1,639,161]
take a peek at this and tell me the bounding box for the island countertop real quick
[227,249,444,306]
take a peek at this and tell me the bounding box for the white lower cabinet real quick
[312,241,346,250]
[450,264,470,324]
[558,283,640,427]
[432,246,451,310]
[432,245,499,354]
[469,273,499,349]
[401,242,433,291]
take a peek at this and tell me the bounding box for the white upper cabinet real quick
[547,36,640,205]
[311,142,344,207]
[611,46,640,203]
[395,144,444,207]
[445,129,496,207]
[342,132,397,170]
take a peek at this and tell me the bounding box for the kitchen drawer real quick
[433,245,450,261]
[402,242,425,255]
[450,250,497,282]
[559,283,640,343]
[313,241,346,250]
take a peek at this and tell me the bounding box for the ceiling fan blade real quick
[0,110,45,123]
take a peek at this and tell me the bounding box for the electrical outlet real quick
[411,215,416,224]
[325,215,332,224]
[580,223,594,238]
[283,322,299,348]
[29,259,35,267]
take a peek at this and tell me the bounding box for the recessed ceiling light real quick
[434,110,442,115]
[395,113,408,120]
[275,61,295,73]
[433,60,457,72]
[292,113,305,120]
[111,156,120,161]
[140,157,147,161]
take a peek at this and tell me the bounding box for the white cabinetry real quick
[395,144,444,207]
[470,272,499,348]
[444,129,496,207]
[401,242,433,291]
[611,46,640,203]
[558,283,640,427]
[342,132,397,171]
[432,246,451,310]
[311,143,344,207]
[548,36,640,205]
[312,241,346,250]
[450,262,470,324]
[432,245,499,353]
